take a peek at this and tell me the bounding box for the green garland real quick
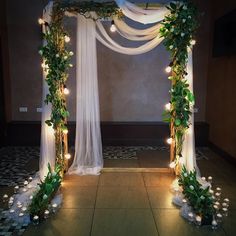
[28,164,62,218]
[160,1,198,169]
[178,166,215,223]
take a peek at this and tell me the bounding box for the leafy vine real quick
[160,0,198,172]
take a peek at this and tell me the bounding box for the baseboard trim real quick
[5,121,209,147]
[209,142,236,166]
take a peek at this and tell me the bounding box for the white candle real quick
[19,212,24,217]
[196,215,202,225]
[224,198,229,203]
[22,188,27,192]
[17,204,22,209]
[9,196,14,201]
[208,176,213,182]
[52,203,57,208]
[212,220,217,226]
[3,194,8,199]
[29,177,33,182]
[182,199,187,204]
[33,215,39,220]
[215,201,220,206]
[9,209,15,213]
[216,187,221,191]
[24,180,28,186]
[222,202,228,207]
[201,177,206,181]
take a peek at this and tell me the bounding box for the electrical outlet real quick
[37,107,42,113]
[19,107,28,112]
[193,108,198,113]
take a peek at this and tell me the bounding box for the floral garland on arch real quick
[160,0,198,174]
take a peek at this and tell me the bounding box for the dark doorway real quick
[0,38,6,147]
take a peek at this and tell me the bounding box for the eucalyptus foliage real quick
[179,166,215,221]
[160,1,198,163]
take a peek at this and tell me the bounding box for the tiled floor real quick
[0,147,236,236]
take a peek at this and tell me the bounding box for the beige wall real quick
[206,0,236,158]
[6,0,209,122]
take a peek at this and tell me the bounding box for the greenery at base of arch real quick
[160,0,198,172]
[40,0,198,173]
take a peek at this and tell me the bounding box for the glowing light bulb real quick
[179,157,185,164]
[38,18,44,25]
[165,66,172,73]
[65,153,71,160]
[64,35,70,43]
[63,129,68,135]
[169,162,175,168]
[63,87,69,95]
[110,20,116,32]
[166,138,172,145]
[165,103,171,111]
[190,39,196,45]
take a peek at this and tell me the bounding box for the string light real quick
[64,35,70,43]
[38,18,45,25]
[65,153,71,159]
[165,66,172,73]
[63,128,68,135]
[110,20,117,32]
[190,39,196,45]
[166,138,172,145]
[165,103,171,111]
[63,85,69,95]
[169,161,175,168]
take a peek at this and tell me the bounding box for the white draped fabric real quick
[182,51,198,172]
[40,0,198,177]
[68,14,103,175]
[39,1,55,180]
[115,0,169,24]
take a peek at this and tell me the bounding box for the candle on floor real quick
[195,215,202,226]
[24,181,28,186]
[8,200,13,208]
[44,209,50,219]
[9,209,15,213]
[208,176,213,183]
[32,215,39,225]
[188,212,194,223]
[28,176,33,182]
[3,194,8,203]
[14,186,19,194]
[52,203,57,213]
[216,213,223,223]
[211,219,217,230]
[222,208,228,216]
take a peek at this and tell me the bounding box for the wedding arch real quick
[39,0,198,179]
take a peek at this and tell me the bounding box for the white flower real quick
[69,51,74,56]
[52,172,56,177]
[182,19,186,23]
[200,195,205,200]
[43,194,48,200]
[64,56,68,60]
[183,173,188,177]
[189,185,194,190]
[56,54,60,58]
[169,45,174,50]
[181,33,185,37]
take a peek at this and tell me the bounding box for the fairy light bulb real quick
[38,18,44,25]
[64,35,70,43]
[165,103,171,111]
[165,66,172,73]
[110,20,116,32]
[169,162,175,168]
[63,129,68,135]
[65,153,71,160]
[190,39,196,45]
[166,138,172,145]
[63,86,69,95]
